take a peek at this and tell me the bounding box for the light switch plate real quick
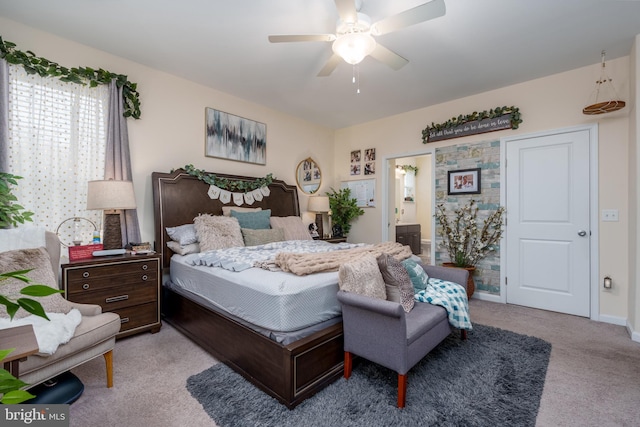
[602,209,619,222]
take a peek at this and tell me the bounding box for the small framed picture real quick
[448,168,481,195]
[350,150,361,163]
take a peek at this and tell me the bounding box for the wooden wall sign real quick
[422,106,522,144]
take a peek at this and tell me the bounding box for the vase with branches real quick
[435,199,505,268]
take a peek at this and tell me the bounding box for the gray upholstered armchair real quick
[337,264,469,408]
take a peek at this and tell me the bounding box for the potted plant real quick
[0,172,34,228]
[326,188,364,238]
[435,199,505,297]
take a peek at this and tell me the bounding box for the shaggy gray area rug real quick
[187,324,551,427]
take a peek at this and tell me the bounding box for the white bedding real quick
[169,253,342,332]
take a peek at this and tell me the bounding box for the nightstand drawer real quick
[67,282,157,310]
[62,254,162,338]
[66,270,158,293]
[114,303,158,332]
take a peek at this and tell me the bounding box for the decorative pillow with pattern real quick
[193,214,244,252]
[166,224,198,245]
[401,258,429,293]
[230,209,272,229]
[377,254,415,312]
[338,254,386,300]
[0,247,73,319]
[269,216,313,241]
[241,228,285,246]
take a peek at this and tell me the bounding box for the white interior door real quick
[505,129,591,317]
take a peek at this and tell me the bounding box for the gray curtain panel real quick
[0,59,9,172]
[105,80,141,245]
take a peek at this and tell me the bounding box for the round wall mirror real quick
[296,157,322,195]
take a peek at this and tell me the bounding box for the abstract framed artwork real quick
[205,108,266,165]
[447,168,481,195]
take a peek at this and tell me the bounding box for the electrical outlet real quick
[602,209,619,222]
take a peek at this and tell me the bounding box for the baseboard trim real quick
[626,321,640,343]
[471,291,501,303]
[598,314,627,327]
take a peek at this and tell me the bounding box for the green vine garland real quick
[178,164,274,192]
[421,106,522,144]
[0,37,141,119]
[397,165,418,176]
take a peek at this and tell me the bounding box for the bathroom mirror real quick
[296,157,322,195]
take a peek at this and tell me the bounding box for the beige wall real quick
[1,17,336,245]
[334,56,632,322]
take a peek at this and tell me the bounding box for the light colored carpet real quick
[69,299,640,427]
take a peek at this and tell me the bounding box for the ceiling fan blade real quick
[370,44,409,70]
[317,54,342,77]
[334,0,358,24]
[268,34,336,43]
[372,0,446,36]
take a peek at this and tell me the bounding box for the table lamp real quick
[308,196,330,239]
[86,180,137,250]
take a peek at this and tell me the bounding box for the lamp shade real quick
[308,196,330,213]
[86,180,137,210]
[332,32,377,65]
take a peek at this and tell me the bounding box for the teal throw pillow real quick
[401,259,429,293]
[230,209,271,229]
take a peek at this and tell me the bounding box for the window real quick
[7,65,109,247]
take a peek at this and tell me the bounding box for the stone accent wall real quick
[434,140,502,294]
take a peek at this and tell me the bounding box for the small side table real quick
[0,324,39,377]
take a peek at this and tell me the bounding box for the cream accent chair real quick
[16,231,121,389]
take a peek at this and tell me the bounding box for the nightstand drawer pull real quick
[142,275,148,281]
[142,265,148,270]
[82,284,90,290]
[106,295,129,303]
[82,272,90,278]
[120,317,130,324]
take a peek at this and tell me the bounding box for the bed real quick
[152,168,345,408]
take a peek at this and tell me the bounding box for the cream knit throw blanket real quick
[275,241,413,276]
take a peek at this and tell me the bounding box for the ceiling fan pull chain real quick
[352,65,361,94]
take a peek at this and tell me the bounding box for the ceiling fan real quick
[268,0,446,76]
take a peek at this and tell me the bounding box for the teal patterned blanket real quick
[415,278,473,330]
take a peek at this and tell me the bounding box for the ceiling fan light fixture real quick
[332,32,377,65]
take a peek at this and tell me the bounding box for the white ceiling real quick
[1,0,640,129]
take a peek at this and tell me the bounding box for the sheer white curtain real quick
[6,65,109,247]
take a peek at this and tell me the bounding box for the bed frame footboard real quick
[162,288,344,408]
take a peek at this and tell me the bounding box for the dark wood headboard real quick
[152,169,300,269]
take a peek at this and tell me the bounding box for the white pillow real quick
[166,240,201,255]
[221,206,262,217]
[269,216,313,241]
[166,224,198,245]
[193,214,244,252]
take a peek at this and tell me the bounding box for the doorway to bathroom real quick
[386,153,433,264]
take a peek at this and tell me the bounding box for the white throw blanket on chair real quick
[0,308,81,355]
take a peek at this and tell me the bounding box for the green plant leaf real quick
[0,348,15,361]
[16,298,49,320]
[1,389,35,404]
[19,285,63,297]
[0,376,29,394]
[0,296,20,319]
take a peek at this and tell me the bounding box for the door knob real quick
[578,230,587,237]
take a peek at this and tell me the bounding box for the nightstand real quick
[62,253,162,338]
[319,237,347,243]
